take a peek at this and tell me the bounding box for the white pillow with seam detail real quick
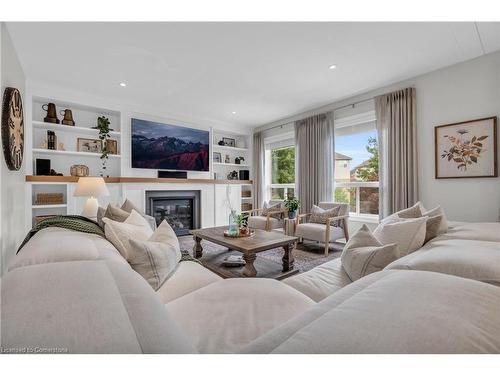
[102,210,153,259]
[373,216,427,257]
[341,224,399,281]
[128,221,181,290]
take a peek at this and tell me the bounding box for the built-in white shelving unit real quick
[212,129,253,211]
[27,96,122,227]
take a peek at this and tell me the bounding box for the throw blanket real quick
[18,215,105,253]
[17,215,200,265]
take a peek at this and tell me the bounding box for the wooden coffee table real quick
[190,226,298,278]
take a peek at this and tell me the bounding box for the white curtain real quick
[294,112,335,214]
[375,87,418,218]
[252,131,265,209]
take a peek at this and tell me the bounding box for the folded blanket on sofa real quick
[18,215,105,253]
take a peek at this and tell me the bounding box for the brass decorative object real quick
[42,103,59,124]
[60,109,75,126]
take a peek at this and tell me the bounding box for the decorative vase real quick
[288,211,296,219]
[239,226,248,235]
[228,210,238,236]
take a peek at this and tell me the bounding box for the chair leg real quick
[324,242,329,256]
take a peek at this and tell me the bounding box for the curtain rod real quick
[261,97,375,132]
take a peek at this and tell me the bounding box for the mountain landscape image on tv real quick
[131,118,210,171]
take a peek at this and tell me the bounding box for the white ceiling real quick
[6,22,500,130]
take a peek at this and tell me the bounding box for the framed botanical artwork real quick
[77,138,102,153]
[222,137,236,147]
[106,139,118,155]
[435,117,497,179]
[213,152,222,163]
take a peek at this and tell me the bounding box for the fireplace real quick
[145,190,201,236]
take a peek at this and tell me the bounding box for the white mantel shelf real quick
[25,175,252,185]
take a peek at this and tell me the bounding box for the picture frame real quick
[77,138,102,153]
[106,139,118,155]
[435,117,497,179]
[222,137,236,147]
[213,152,222,163]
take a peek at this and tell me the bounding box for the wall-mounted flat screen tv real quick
[131,118,210,171]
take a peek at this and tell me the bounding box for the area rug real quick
[179,236,344,273]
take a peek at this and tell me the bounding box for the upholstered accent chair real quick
[245,201,288,231]
[295,202,350,255]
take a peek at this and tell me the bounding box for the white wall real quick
[1,23,26,274]
[257,52,500,222]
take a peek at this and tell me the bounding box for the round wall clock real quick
[2,87,24,171]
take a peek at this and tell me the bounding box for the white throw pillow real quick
[341,224,399,281]
[102,210,154,259]
[423,206,448,235]
[128,221,182,290]
[373,216,427,257]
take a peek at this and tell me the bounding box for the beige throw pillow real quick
[121,199,142,214]
[382,202,422,223]
[373,216,427,257]
[341,224,399,281]
[102,210,154,259]
[423,206,448,235]
[261,201,283,218]
[310,205,341,226]
[424,215,444,243]
[128,221,182,290]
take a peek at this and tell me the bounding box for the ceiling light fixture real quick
[328,64,337,70]
[231,111,237,115]
[119,82,127,87]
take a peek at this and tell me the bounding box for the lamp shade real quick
[73,177,110,197]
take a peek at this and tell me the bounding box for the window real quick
[264,132,295,201]
[334,108,379,216]
[270,146,295,200]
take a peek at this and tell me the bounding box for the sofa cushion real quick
[439,222,500,242]
[9,227,127,271]
[385,238,500,285]
[1,259,196,353]
[165,278,314,353]
[156,261,222,303]
[295,223,344,242]
[242,270,500,353]
[282,258,351,302]
[341,224,398,281]
[248,215,282,230]
[373,216,427,256]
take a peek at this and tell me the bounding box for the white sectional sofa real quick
[1,221,500,353]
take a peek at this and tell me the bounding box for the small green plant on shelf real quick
[284,196,300,219]
[93,116,113,176]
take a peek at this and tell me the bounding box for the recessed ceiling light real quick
[231,111,237,115]
[119,82,127,87]
[328,64,337,70]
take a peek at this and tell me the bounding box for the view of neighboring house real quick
[334,152,352,182]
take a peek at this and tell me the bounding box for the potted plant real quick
[284,196,300,219]
[236,213,249,235]
[93,116,113,177]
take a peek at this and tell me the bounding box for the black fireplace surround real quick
[145,190,201,236]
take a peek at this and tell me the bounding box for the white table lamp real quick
[73,177,110,218]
